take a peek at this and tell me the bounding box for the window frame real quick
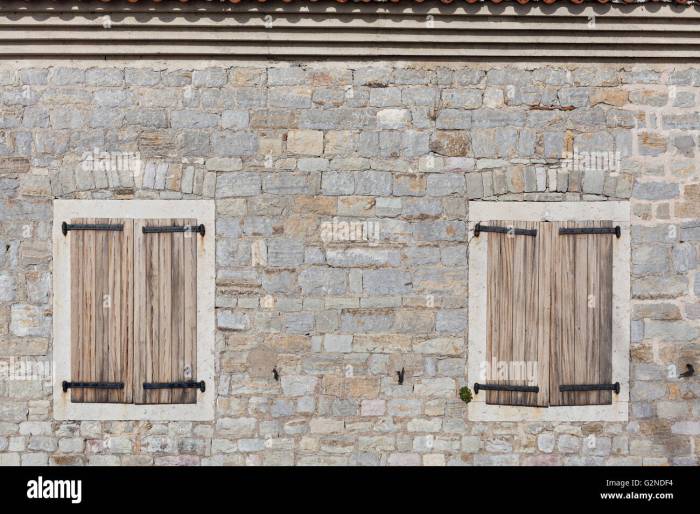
[467,201,630,422]
[53,200,215,421]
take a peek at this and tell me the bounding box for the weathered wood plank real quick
[133,219,147,405]
[586,221,601,405]
[522,221,541,407]
[93,218,110,403]
[107,217,119,403]
[146,221,160,404]
[486,219,500,406]
[499,221,515,406]
[511,221,528,406]
[70,219,85,403]
[552,221,578,406]
[573,222,590,406]
[599,221,614,405]
[114,220,134,403]
[82,220,96,403]
[157,221,173,404]
[549,221,561,406]
[535,222,552,408]
[170,219,185,404]
[183,219,198,404]
[138,219,162,404]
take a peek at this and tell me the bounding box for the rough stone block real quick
[10,304,51,337]
[287,130,323,155]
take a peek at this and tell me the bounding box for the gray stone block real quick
[192,68,228,87]
[171,110,220,129]
[216,172,261,197]
[125,68,160,86]
[363,269,412,295]
[633,182,680,200]
[299,268,347,295]
[268,238,305,267]
[48,67,85,85]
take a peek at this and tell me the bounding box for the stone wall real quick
[0,61,698,466]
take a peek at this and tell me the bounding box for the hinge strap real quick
[474,223,537,237]
[473,383,539,394]
[559,382,620,394]
[62,381,124,392]
[142,225,205,236]
[143,381,205,392]
[559,226,621,238]
[62,222,123,236]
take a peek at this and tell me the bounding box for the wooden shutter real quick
[134,219,198,404]
[485,221,549,407]
[550,221,613,406]
[70,218,133,403]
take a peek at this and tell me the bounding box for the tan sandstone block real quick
[287,130,323,155]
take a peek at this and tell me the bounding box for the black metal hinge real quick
[142,225,205,236]
[559,382,620,394]
[559,226,621,238]
[474,223,537,238]
[143,381,206,392]
[62,222,124,236]
[473,383,539,394]
[62,381,124,392]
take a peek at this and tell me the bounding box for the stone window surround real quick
[467,201,631,422]
[52,200,216,421]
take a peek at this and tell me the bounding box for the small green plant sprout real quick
[459,386,473,405]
